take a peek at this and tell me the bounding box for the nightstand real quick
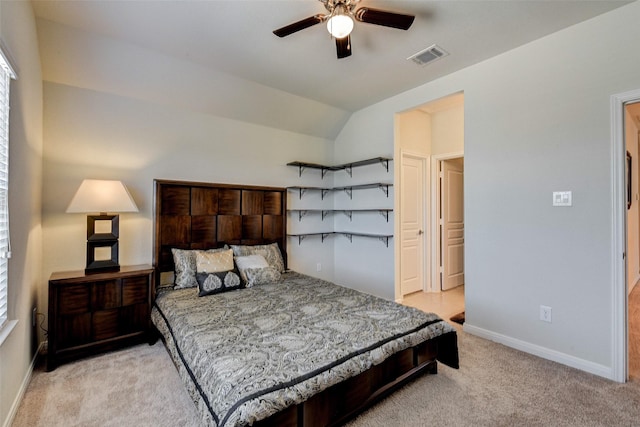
[47,264,155,371]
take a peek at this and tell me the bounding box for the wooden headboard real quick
[153,179,287,279]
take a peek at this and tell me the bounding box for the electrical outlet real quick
[32,307,37,327]
[316,262,322,272]
[540,305,552,323]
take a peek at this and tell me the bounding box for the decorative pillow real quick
[196,270,243,296]
[195,249,234,273]
[234,254,281,287]
[171,246,228,289]
[243,267,281,287]
[230,243,285,273]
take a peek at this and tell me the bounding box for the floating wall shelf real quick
[288,209,392,222]
[287,183,392,199]
[287,157,393,247]
[287,157,391,178]
[288,232,393,247]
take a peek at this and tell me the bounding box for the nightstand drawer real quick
[92,279,121,310]
[58,284,91,315]
[93,309,120,340]
[57,313,91,347]
[122,276,149,306]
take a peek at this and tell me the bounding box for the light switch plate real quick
[553,191,572,207]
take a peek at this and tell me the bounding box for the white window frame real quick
[0,44,16,344]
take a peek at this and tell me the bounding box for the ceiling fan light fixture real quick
[273,1,415,59]
[326,9,354,39]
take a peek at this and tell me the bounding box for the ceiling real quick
[31,0,631,127]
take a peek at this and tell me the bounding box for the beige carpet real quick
[13,327,640,427]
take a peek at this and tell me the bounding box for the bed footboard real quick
[254,339,439,427]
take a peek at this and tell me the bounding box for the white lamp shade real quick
[66,179,139,214]
[327,13,354,39]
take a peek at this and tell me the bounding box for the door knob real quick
[418,230,424,235]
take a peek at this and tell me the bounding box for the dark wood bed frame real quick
[152,179,445,427]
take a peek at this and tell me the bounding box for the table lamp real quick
[66,179,139,273]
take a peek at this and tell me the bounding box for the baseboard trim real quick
[463,323,614,380]
[3,341,43,427]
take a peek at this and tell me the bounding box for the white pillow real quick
[234,254,281,287]
[234,254,269,271]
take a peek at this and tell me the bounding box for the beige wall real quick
[396,109,431,156]
[395,101,464,157]
[431,106,464,155]
[0,1,43,426]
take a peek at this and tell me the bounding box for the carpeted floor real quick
[12,326,640,427]
[12,341,200,427]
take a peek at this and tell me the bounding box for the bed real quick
[151,179,459,427]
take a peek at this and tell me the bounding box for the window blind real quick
[0,48,15,329]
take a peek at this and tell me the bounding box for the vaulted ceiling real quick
[32,0,631,139]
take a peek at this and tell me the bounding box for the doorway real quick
[437,156,464,292]
[625,101,640,380]
[399,153,427,296]
[395,92,464,315]
[612,88,640,383]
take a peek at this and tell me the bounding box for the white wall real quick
[39,22,336,311]
[331,104,396,299]
[41,92,336,279]
[34,0,640,381]
[36,19,349,141]
[0,2,43,426]
[334,1,640,378]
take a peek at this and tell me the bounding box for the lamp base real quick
[85,260,120,275]
[85,214,121,274]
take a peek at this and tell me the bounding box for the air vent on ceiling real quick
[408,44,449,66]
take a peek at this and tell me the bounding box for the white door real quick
[401,154,425,295]
[441,159,464,290]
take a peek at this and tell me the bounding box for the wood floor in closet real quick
[630,283,640,381]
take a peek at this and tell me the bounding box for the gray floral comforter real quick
[151,271,457,427]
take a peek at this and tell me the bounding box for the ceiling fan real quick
[273,0,415,59]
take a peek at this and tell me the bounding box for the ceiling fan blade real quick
[354,7,415,30]
[273,14,325,37]
[336,35,352,59]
